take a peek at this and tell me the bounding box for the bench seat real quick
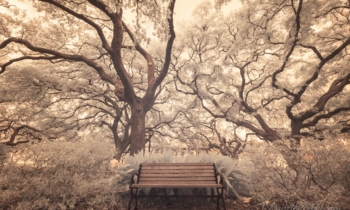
[128,162,226,210]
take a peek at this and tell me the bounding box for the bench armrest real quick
[218,173,225,187]
[129,173,138,188]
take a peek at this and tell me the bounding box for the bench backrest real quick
[137,162,219,188]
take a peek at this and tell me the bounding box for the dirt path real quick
[118,193,259,210]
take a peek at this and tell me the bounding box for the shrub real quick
[0,137,123,210]
[116,150,250,199]
[246,138,350,208]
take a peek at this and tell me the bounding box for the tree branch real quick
[151,0,176,93]
[1,55,59,74]
[302,107,350,128]
[0,37,125,100]
[39,0,112,52]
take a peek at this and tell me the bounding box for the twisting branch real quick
[271,0,303,99]
[2,125,43,146]
[151,0,176,93]
[122,21,156,86]
[302,107,350,128]
[0,37,125,100]
[294,38,350,107]
[39,0,113,52]
[0,56,60,74]
[298,44,324,61]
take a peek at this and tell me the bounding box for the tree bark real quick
[291,120,301,135]
[129,102,146,155]
[291,119,302,145]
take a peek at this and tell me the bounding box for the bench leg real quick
[222,189,226,210]
[216,188,226,210]
[221,194,226,210]
[217,195,220,209]
[134,188,139,210]
[128,188,139,210]
[127,196,133,210]
[127,189,134,210]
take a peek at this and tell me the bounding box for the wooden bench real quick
[128,162,226,210]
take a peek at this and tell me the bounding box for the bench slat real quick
[138,181,216,185]
[139,177,216,181]
[131,183,222,188]
[140,173,215,178]
[141,166,214,170]
[142,162,214,166]
[139,180,216,183]
[141,169,214,174]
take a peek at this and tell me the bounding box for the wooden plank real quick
[141,162,213,166]
[133,163,221,189]
[139,179,216,183]
[142,164,213,167]
[138,179,217,184]
[140,173,215,178]
[131,183,223,188]
[139,177,216,181]
[141,169,214,174]
[138,182,217,186]
[141,166,214,170]
[139,180,216,183]
[142,165,212,168]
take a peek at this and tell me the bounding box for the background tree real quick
[173,0,350,155]
[0,62,108,141]
[0,0,177,156]
[1,0,349,159]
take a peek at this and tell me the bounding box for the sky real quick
[174,0,242,21]
[2,0,242,46]
[8,0,242,22]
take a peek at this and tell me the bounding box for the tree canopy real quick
[1,0,177,158]
[1,0,350,159]
[171,0,350,151]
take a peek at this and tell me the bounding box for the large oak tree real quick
[173,0,350,153]
[0,0,176,156]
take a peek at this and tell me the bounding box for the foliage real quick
[117,150,250,199]
[1,0,349,162]
[0,0,350,207]
[0,0,177,156]
[246,137,350,208]
[0,137,122,210]
[170,0,350,151]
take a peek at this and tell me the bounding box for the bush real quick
[116,150,250,199]
[0,137,123,210]
[246,138,350,208]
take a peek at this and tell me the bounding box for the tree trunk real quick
[129,103,146,155]
[291,119,302,145]
[283,119,303,171]
[113,129,129,161]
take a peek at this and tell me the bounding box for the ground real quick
[115,192,258,210]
